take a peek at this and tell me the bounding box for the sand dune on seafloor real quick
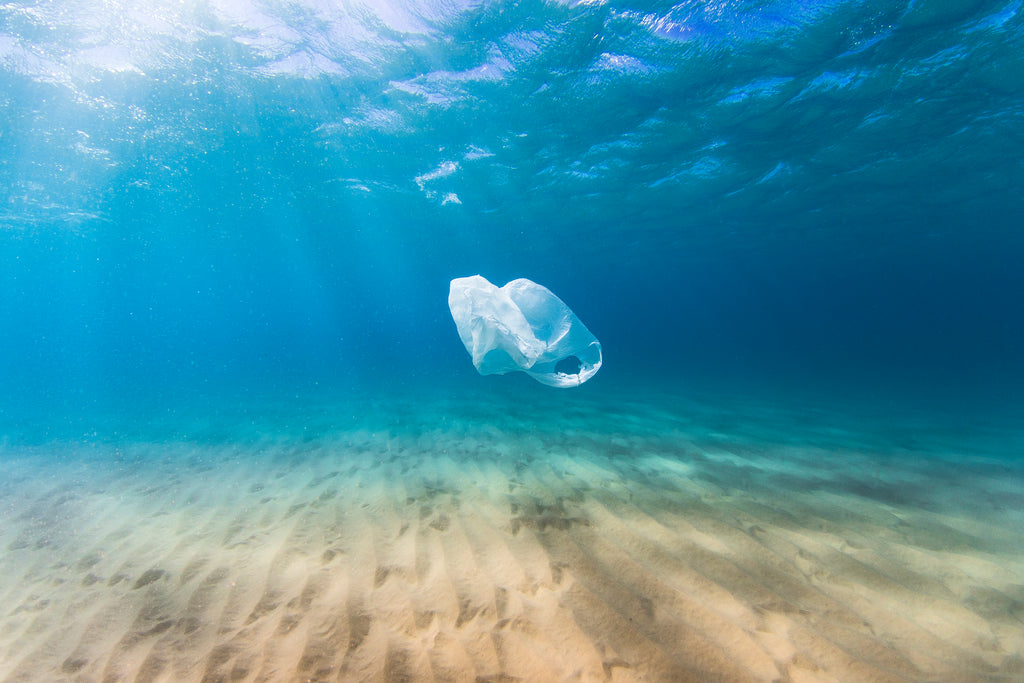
[0,424,1022,683]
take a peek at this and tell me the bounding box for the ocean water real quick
[2,0,1024,680]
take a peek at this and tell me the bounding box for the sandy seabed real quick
[1,390,1022,682]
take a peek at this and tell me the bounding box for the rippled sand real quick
[1,390,1022,681]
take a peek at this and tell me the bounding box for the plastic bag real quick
[448,275,602,388]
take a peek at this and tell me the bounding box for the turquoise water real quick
[2,0,1023,420]
[2,1,1024,680]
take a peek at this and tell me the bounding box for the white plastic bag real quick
[448,275,602,388]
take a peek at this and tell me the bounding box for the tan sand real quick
[0,398,1022,682]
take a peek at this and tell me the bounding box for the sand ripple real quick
[1,396,1022,682]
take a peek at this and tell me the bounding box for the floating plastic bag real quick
[448,275,602,388]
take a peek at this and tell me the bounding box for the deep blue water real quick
[2,0,1023,433]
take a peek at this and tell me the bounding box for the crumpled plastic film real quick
[448,275,602,388]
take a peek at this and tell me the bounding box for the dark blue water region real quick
[2,216,1022,427]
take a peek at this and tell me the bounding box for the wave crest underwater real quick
[3,0,1023,235]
